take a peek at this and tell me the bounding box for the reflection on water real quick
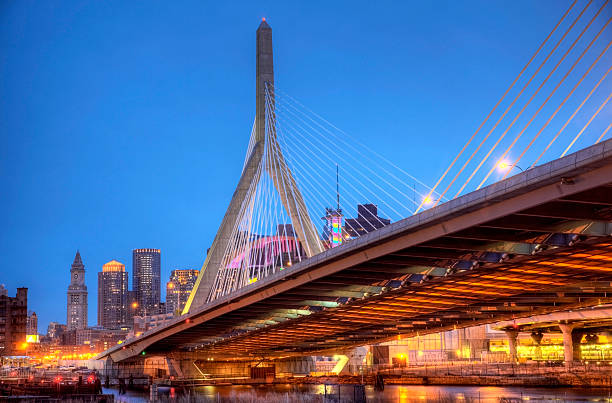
[104,384,612,402]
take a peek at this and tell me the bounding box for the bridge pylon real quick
[184,20,323,312]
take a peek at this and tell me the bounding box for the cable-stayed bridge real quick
[99,5,612,373]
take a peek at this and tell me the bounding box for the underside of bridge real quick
[99,139,612,364]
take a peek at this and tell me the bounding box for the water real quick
[104,384,612,402]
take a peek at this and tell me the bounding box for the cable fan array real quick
[208,0,611,300]
[418,0,612,212]
[207,83,442,300]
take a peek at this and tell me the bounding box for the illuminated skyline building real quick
[133,249,161,315]
[97,260,129,329]
[166,269,199,315]
[322,208,344,248]
[67,251,88,330]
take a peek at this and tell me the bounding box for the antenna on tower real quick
[336,164,340,211]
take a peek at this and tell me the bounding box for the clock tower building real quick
[67,250,88,330]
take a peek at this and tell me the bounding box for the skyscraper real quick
[132,249,161,315]
[97,260,129,329]
[67,251,88,330]
[166,269,199,315]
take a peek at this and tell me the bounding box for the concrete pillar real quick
[505,330,519,363]
[558,323,580,367]
[531,332,543,360]
[335,347,367,375]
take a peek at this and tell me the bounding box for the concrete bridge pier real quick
[504,330,519,363]
[334,347,368,375]
[559,323,582,367]
[530,332,544,360]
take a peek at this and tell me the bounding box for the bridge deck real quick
[101,139,612,362]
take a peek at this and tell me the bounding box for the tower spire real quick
[256,18,274,143]
[72,250,83,267]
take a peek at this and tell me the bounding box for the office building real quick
[67,250,88,330]
[97,260,129,329]
[132,249,161,316]
[0,288,27,356]
[344,204,391,238]
[166,269,199,315]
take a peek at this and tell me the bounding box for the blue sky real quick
[2,0,606,332]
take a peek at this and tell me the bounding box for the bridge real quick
[99,9,612,376]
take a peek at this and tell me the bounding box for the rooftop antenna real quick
[336,164,340,211]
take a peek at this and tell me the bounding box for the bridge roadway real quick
[101,139,612,363]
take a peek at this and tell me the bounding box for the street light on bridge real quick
[496,159,524,173]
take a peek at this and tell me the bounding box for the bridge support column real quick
[504,330,519,363]
[531,331,544,360]
[335,347,367,375]
[559,323,581,368]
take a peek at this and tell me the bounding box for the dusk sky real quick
[2,0,604,332]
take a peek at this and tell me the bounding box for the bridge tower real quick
[184,20,323,312]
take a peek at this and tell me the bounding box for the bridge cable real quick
[273,87,439,201]
[530,65,612,167]
[273,111,372,238]
[265,84,316,259]
[561,91,612,156]
[431,0,593,205]
[268,84,319,260]
[272,88,425,214]
[506,62,612,177]
[483,17,612,185]
[271,89,406,225]
[458,1,608,193]
[595,121,612,143]
[413,0,579,213]
[270,87,390,235]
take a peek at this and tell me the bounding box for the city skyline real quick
[1,0,597,332]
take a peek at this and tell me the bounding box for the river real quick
[103,384,612,402]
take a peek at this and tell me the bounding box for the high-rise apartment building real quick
[0,288,27,356]
[67,251,88,330]
[132,249,161,315]
[97,260,129,329]
[166,269,199,315]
